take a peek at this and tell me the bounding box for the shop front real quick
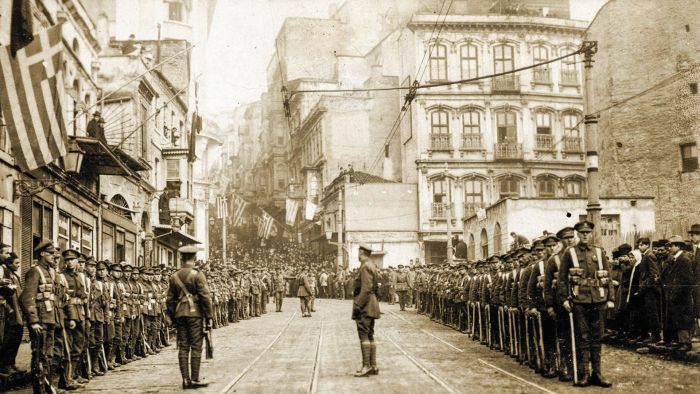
[101,207,138,265]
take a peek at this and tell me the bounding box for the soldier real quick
[0,252,24,378]
[250,268,262,317]
[352,245,380,377]
[388,266,397,305]
[395,265,410,311]
[88,260,108,377]
[261,269,271,314]
[105,262,124,369]
[240,271,251,320]
[273,268,286,312]
[120,263,135,364]
[166,245,213,389]
[130,266,146,359]
[60,249,89,385]
[660,235,694,352]
[629,238,661,344]
[558,220,614,387]
[308,270,317,313]
[297,267,312,317]
[151,267,165,350]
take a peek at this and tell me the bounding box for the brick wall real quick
[586,0,700,235]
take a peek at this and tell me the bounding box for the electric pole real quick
[582,41,602,243]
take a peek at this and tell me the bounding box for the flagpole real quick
[222,196,227,264]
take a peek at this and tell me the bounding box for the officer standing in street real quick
[273,269,286,312]
[166,245,213,389]
[395,264,410,311]
[352,245,380,377]
[557,220,614,388]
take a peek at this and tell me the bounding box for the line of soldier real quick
[414,221,618,388]
[14,240,178,393]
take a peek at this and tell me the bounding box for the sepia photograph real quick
[0,0,699,393]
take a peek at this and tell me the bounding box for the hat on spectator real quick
[358,244,372,256]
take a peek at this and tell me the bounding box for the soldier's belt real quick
[36,292,55,301]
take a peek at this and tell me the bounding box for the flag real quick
[0,24,68,172]
[231,194,248,227]
[305,199,317,221]
[285,198,299,225]
[188,112,202,160]
[216,196,228,219]
[257,211,275,239]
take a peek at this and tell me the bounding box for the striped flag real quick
[231,194,248,227]
[257,211,275,239]
[285,198,299,225]
[216,196,228,219]
[0,24,68,172]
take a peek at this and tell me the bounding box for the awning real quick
[153,224,201,248]
[114,148,152,171]
[72,136,131,176]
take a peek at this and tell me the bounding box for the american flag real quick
[231,194,248,227]
[216,196,228,219]
[257,211,275,239]
[0,24,68,172]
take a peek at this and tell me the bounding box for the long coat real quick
[661,252,695,331]
[692,246,700,318]
[296,274,312,297]
[353,260,380,319]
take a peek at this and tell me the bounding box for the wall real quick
[586,0,700,234]
[345,183,418,231]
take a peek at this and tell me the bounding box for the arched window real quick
[535,111,553,150]
[480,228,488,259]
[565,177,584,197]
[461,111,481,149]
[495,110,517,143]
[494,223,502,254]
[499,176,520,199]
[532,46,550,83]
[460,44,478,79]
[430,176,452,219]
[468,234,475,260]
[537,175,557,197]
[110,194,132,220]
[429,44,448,81]
[563,111,582,152]
[493,45,515,73]
[560,47,579,85]
[463,178,484,216]
[430,110,451,150]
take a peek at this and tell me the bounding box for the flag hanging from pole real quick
[257,211,275,239]
[0,24,68,172]
[231,194,248,228]
[216,196,228,219]
[285,198,299,225]
[305,199,317,221]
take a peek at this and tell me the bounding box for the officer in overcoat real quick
[352,245,380,377]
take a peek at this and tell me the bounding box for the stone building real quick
[586,0,700,235]
[370,7,589,263]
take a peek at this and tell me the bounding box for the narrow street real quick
[9,298,699,394]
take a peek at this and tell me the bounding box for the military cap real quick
[358,244,373,256]
[668,235,685,246]
[543,234,559,246]
[487,255,499,263]
[179,245,201,254]
[159,263,167,269]
[123,264,133,271]
[109,263,122,271]
[532,239,545,250]
[86,257,97,266]
[96,260,108,270]
[62,249,81,260]
[34,240,56,254]
[574,220,594,233]
[688,223,700,234]
[556,227,575,239]
[398,264,404,268]
[77,253,87,262]
[132,266,141,273]
[517,246,531,254]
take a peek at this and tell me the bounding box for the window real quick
[168,1,183,22]
[82,226,93,257]
[537,177,556,197]
[464,179,483,205]
[72,80,80,135]
[460,45,478,79]
[493,45,514,73]
[429,44,448,81]
[167,159,179,179]
[582,214,620,237]
[532,46,550,83]
[277,179,285,189]
[681,143,698,172]
[499,176,520,199]
[154,158,160,188]
[564,113,580,138]
[116,230,125,262]
[432,177,451,203]
[535,112,552,135]
[494,223,502,254]
[102,224,114,262]
[125,232,135,264]
[0,209,12,247]
[0,105,8,152]
[480,229,488,259]
[496,111,517,142]
[462,111,480,134]
[430,110,451,150]
[140,104,149,158]
[560,47,579,85]
[70,220,81,251]
[58,212,70,251]
[566,179,583,197]
[32,202,53,255]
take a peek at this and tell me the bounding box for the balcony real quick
[431,202,454,219]
[533,68,551,84]
[430,134,452,151]
[563,136,583,152]
[168,197,194,222]
[464,202,486,217]
[494,142,523,160]
[492,75,520,93]
[535,134,554,151]
[561,69,580,86]
[460,133,483,150]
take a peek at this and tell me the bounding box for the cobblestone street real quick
[8,298,699,394]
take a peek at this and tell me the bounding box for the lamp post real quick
[582,41,602,243]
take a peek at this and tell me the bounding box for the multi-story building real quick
[368,2,588,263]
[587,0,700,235]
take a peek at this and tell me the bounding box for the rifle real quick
[31,330,57,394]
[100,343,109,373]
[204,320,214,359]
[61,325,73,386]
[486,304,491,347]
[531,312,541,371]
[477,302,483,341]
[140,315,152,354]
[536,311,545,371]
[498,307,504,351]
[84,322,92,376]
[524,311,531,364]
[508,309,515,355]
[569,311,578,385]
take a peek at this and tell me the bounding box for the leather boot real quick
[574,350,591,387]
[590,348,612,388]
[369,341,379,375]
[354,342,372,377]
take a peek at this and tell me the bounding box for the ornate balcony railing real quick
[494,142,523,160]
[430,133,452,150]
[431,202,454,219]
[563,136,583,152]
[492,75,520,92]
[535,134,554,150]
[533,68,551,84]
[464,201,486,217]
[461,133,483,150]
[561,69,580,86]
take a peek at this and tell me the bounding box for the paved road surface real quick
[8,298,700,393]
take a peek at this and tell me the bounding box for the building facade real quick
[586,0,700,235]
